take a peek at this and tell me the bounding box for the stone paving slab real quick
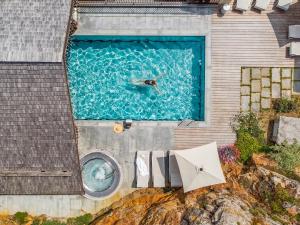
[261,88,271,98]
[261,98,271,109]
[251,102,260,112]
[241,68,251,85]
[282,68,292,78]
[261,68,270,77]
[262,77,271,88]
[241,96,250,111]
[241,86,250,95]
[252,68,261,79]
[272,68,281,82]
[241,67,295,112]
[272,83,281,98]
[282,90,292,98]
[282,78,292,90]
[251,80,261,92]
[251,93,260,102]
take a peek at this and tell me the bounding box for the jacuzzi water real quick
[82,158,115,192]
[67,36,205,121]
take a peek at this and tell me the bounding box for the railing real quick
[78,0,220,7]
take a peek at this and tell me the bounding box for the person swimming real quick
[144,80,157,86]
[131,74,165,94]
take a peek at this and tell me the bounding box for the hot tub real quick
[80,151,122,199]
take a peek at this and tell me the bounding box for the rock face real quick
[92,163,300,225]
[91,189,184,225]
[241,166,300,200]
[212,197,253,225]
[182,196,253,225]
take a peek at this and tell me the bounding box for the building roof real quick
[0,0,72,62]
[0,63,82,194]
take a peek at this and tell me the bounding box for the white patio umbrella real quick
[174,142,226,193]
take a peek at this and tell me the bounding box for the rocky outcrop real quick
[91,189,185,225]
[92,162,300,225]
[182,195,253,225]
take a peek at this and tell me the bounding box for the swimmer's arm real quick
[153,85,161,94]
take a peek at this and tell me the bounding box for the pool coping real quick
[72,31,211,128]
[71,11,212,128]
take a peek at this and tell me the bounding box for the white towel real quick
[136,156,149,177]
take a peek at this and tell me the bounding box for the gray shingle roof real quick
[0,0,72,62]
[0,63,82,194]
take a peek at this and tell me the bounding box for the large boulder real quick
[211,197,253,225]
[273,116,300,144]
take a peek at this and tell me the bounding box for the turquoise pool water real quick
[67,36,205,121]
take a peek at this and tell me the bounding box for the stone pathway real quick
[241,67,293,112]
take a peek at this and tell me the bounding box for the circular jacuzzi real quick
[80,151,122,199]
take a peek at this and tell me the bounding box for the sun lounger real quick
[168,151,183,187]
[290,42,300,57]
[289,25,300,39]
[136,151,150,188]
[235,0,252,11]
[276,0,292,11]
[254,0,270,10]
[151,151,166,187]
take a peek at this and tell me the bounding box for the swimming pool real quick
[67,36,205,121]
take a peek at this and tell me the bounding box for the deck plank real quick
[174,0,300,149]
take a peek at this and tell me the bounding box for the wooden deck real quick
[174,0,300,149]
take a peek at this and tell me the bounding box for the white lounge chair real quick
[289,25,300,39]
[168,151,183,187]
[236,0,252,11]
[290,42,300,57]
[254,0,270,10]
[151,151,166,187]
[276,0,292,11]
[136,151,150,187]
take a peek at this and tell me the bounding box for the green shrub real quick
[270,141,300,173]
[261,184,299,216]
[270,201,285,214]
[236,131,262,163]
[295,213,300,222]
[32,219,41,225]
[273,98,299,113]
[42,220,66,225]
[67,214,93,225]
[232,112,264,144]
[14,212,28,224]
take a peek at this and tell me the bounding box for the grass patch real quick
[42,220,66,225]
[67,213,93,225]
[14,212,28,224]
